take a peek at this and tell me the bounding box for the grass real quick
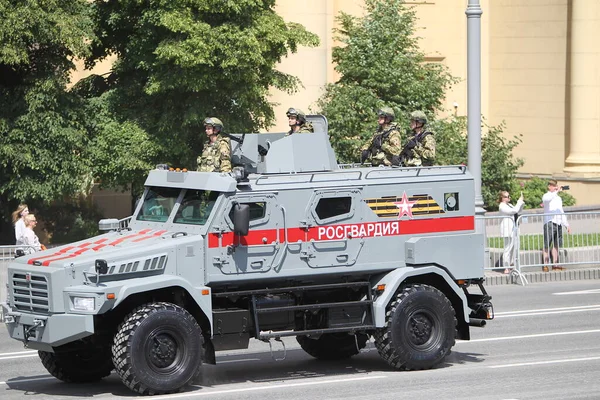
[488,233,600,250]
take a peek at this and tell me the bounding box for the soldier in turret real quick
[197,117,232,173]
[360,107,402,166]
[399,111,436,167]
[286,108,314,135]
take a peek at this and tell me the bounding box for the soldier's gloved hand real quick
[391,155,401,166]
[360,150,369,163]
[258,145,269,156]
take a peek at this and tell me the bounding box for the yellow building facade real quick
[78,0,600,213]
[272,0,600,205]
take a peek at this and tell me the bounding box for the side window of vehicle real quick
[315,197,352,220]
[228,202,266,223]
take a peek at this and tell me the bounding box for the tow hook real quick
[24,319,45,344]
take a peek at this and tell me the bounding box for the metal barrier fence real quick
[483,211,600,278]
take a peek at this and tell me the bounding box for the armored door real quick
[208,193,283,275]
[300,189,365,268]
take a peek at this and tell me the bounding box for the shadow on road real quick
[4,343,487,398]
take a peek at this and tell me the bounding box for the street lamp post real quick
[466,0,487,268]
[466,0,484,216]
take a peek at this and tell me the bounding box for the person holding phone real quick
[542,180,571,271]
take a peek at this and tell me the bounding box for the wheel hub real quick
[409,313,433,345]
[150,334,177,368]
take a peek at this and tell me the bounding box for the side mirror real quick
[233,203,250,236]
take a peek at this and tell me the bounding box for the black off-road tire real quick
[112,302,204,395]
[39,345,113,383]
[296,332,369,360]
[373,284,456,370]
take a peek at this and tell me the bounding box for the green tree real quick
[87,0,320,168]
[317,0,457,163]
[0,0,95,243]
[433,117,524,211]
[520,177,576,210]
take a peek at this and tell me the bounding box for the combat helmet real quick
[286,107,307,124]
[377,107,395,122]
[204,117,224,132]
[410,110,427,125]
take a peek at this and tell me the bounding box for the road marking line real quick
[0,350,37,357]
[0,354,38,361]
[460,328,600,343]
[496,304,600,316]
[149,375,388,399]
[495,307,600,318]
[553,289,600,295]
[489,356,600,369]
[0,376,55,386]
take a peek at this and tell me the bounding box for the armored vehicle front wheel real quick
[39,344,113,383]
[373,284,456,370]
[112,302,204,395]
[297,332,369,360]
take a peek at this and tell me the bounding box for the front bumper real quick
[1,302,94,352]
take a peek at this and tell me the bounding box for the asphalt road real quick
[1,280,600,400]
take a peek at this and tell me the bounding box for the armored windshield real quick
[173,189,220,226]
[137,187,180,222]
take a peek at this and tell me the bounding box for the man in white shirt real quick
[542,180,571,271]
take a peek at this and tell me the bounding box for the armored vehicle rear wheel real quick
[39,344,113,383]
[373,284,456,370]
[112,302,204,395]
[297,332,368,360]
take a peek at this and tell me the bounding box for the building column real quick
[565,0,600,173]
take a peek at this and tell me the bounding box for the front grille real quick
[12,273,50,313]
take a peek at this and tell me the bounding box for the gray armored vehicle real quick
[2,116,493,395]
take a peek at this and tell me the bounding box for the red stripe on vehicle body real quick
[207,216,474,248]
[131,230,168,243]
[107,229,153,246]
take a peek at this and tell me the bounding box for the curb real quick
[485,267,600,285]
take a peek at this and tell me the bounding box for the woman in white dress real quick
[11,203,29,245]
[498,191,524,273]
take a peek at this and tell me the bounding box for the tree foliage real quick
[0,0,96,242]
[317,0,457,163]
[87,0,320,167]
[434,117,525,210]
[519,177,576,210]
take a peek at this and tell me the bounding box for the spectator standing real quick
[22,214,42,254]
[542,180,571,271]
[11,203,29,245]
[498,190,524,273]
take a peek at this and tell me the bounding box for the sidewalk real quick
[484,266,600,285]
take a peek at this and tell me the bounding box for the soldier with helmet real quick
[197,117,232,173]
[360,107,402,166]
[286,107,314,135]
[399,110,436,167]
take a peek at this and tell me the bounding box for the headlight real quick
[72,297,95,312]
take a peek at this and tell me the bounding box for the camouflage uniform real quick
[360,107,402,166]
[285,107,314,136]
[197,117,232,173]
[287,122,314,136]
[401,111,436,167]
[361,124,402,166]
